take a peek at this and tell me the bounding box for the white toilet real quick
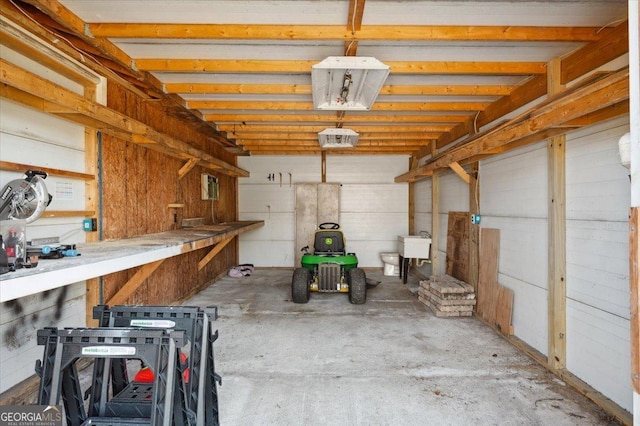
[380,252,400,276]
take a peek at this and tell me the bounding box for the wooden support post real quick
[321,151,327,183]
[629,2,640,413]
[631,208,640,393]
[468,162,480,292]
[547,57,567,371]
[408,155,418,236]
[198,236,234,271]
[84,86,100,326]
[107,259,165,305]
[431,142,440,274]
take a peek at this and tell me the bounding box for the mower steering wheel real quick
[319,222,340,230]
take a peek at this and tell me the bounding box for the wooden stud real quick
[631,208,640,393]
[431,142,440,275]
[547,57,567,371]
[468,162,480,293]
[84,86,100,327]
[321,151,327,183]
[408,156,418,236]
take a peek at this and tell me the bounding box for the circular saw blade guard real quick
[0,171,52,224]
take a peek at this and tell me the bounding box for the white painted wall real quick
[481,142,550,354]
[476,117,631,411]
[564,117,631,411]
[0,48,90,394]
[238,155,409,267]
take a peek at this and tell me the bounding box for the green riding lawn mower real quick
[291,222,367,304]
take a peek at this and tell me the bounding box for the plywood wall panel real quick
[99,81,239,305]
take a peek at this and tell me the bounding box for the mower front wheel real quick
[348,268,367,305]
[292,267,311,303]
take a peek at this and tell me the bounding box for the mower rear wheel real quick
[348,267,367,304]
[292,267,311,303]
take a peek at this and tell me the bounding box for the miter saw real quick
[0,170,53,273]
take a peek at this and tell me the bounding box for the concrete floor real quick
[185,268,618,425]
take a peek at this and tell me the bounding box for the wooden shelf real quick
[0,220,264,303]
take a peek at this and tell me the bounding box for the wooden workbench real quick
[0,221,264,303]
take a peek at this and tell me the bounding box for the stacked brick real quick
[417,275,476,317]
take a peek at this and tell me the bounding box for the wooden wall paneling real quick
[478,228,500,323]
[445,211,470,283]
[97,80,240,305]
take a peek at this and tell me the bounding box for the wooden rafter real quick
[206,114,471,124]
[218,124,453,133]
[88,23,606,42]
[165,83,512,96]
[8,0,234,147]
[189,100,490,112]
[137,58,547,75]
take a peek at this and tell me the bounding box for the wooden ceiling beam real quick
[229,132,440,140]
[561,20,628,84]
[421,74,547,158]
[88,23,605,42]
[190,100,489,112]
[395,67,629,183]
[241,146,418,154]
[165,83,512,96]
[8,0,234,147]
[238,140,431,150]
[218,124,452,133]
[137,59,546,75]
[206,114,471,123]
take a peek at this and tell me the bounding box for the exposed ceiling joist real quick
[1,0,630,159]
[87,23,607,42]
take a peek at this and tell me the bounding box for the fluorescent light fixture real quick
[312,56,390,111]
[318,128,359,148]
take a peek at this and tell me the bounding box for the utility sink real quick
[398,235,432,259]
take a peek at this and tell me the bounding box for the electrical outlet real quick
[83,218,97,232]
[471,214,481,225]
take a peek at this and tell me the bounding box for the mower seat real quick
[313,229,346,255]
